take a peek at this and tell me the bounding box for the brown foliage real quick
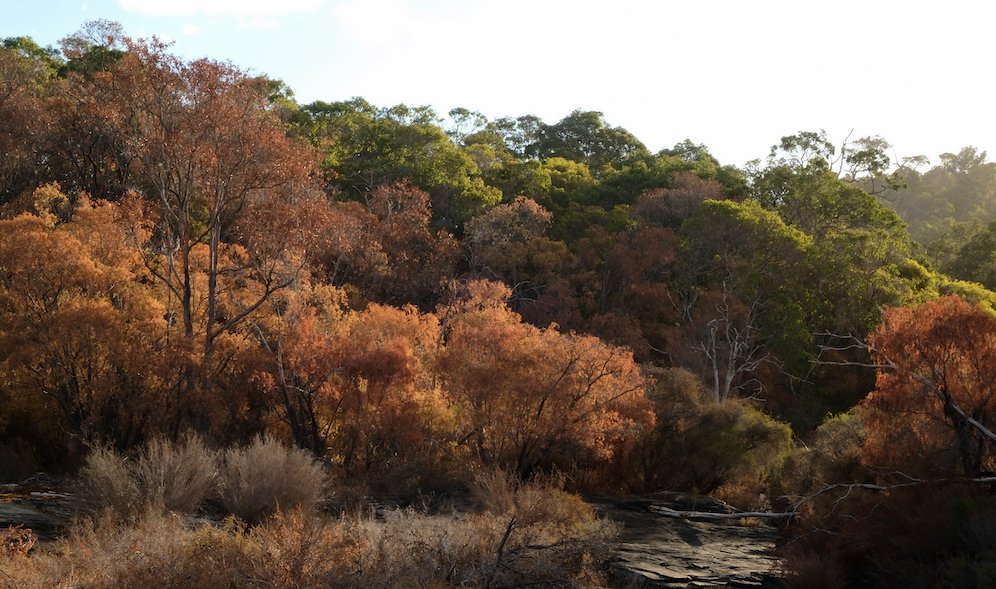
[0,198,172,453]
[633,171,724,229]
[330,304,450,474]
[438,302,654,476]
[0,496,613,589]
[862,295,996,475]
[0,45,48,204]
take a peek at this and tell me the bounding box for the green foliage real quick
[2,36,62,76]
[679,198,814,359]
[628,367,793,498]
[303,98,501,230]
[525,109,649,175]
[947,220,996,290]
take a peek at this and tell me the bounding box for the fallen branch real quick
[650,475,996,522]
[649,505,796,520]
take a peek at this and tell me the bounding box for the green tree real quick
[947,220,996,290]
[526,110,649,176]
[303,99,501,230]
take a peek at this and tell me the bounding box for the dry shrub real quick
[217,435,327,523]
[80,435,219,517]
[463,468,617,587]
[470,469,593,529]
[252,509,365,588]
[80,444,141,515]
[0,500,614,589]
[133,435,219,513]
[350,506,613,589]
[0,510,258,589]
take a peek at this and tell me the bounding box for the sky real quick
[4,0,994,167]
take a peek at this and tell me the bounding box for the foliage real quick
[438,300,654,477]
[217,436,328,523]
[625,367,793,500]
[0,493,613,589]
[862,296,996,476]
[303,98,501,230]
[9,30,996,583]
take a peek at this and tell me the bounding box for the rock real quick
[588,495,786,588]
[0,503,62,540]
[0,478,78,541]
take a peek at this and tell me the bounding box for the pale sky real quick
[4,0,993,167]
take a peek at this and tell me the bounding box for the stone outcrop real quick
[0,476,76,540]
[589,493,786,588]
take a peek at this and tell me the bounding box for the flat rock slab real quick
[0,481,77,540]
[589,494,785,588]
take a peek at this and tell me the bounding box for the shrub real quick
[79,435,219,517]
[217,435,327,523]
[132,435,220,513]
[79,444,141,516]
[0,510,259,589]
[0,503,615,589]
[625,367,794,506]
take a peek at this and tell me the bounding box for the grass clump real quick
[79,435,326,523]
[80,435,219,518]
[217,435,327,523]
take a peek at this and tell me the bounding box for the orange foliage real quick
[0,196,173,452]
[862,296,996,475]
[331,304,449,472]
[438,302,654,475]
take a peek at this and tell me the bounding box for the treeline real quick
[3,22,996,587]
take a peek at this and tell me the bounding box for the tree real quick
[679,199,813,360]
[861,296,996,476]
[437,301,654,476]
[633,171,724,229]
[0,40,51,204]
[304,99,501,230]
[0,193,172,453]
[526,110,649,175]
[114,37,318,408]
[947,220,996,290]
[464,196,553,272]
[330,304,448,473]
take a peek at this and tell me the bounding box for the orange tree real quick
[436,287,654,477]
[862,295,996,476]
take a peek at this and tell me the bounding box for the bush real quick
[80,444,142,516]
[625,367,794,506]
[79,435,219,517]
[217,435,327,523]
[0,511,258,589]
[0,501,615,589]
[133,435,220,514]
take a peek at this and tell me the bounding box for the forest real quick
[2,20,996,588]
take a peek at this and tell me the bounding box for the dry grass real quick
[217,435,327,523]
[0,510,259,589]
[133,435,220,514]
[79,444,142,516]
[0,483,615,588]
[80,435,220,518]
